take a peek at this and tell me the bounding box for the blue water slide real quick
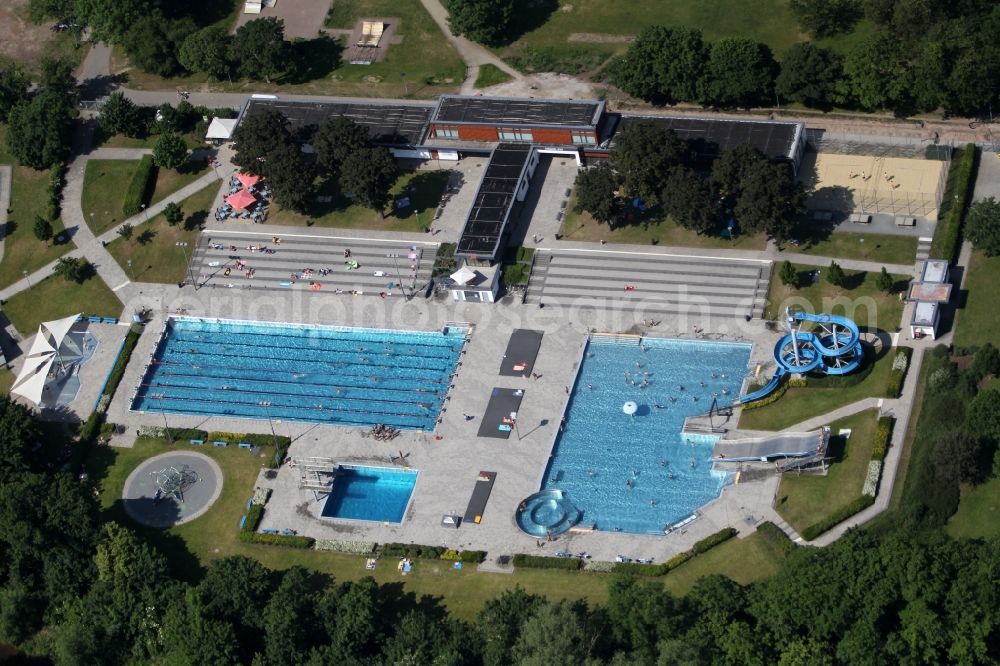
[818,342,864,375]
[738,366,786,404]
[791,312,860,356]
[775,332,823,374]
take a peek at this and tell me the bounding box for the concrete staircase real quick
[190,233,439,298]
[529,250,772,318]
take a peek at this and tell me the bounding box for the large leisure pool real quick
[539,337,752,535]
[132,318,465,430]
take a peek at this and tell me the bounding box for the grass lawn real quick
[954,251,1000,348]
[106,182,217,284]
[0,125,73,288]
[2,270,123,335]
[763,262,907,333]
[774,410,878,533]
[267,169,449,231]
[947,477,1000,540]
[149,160,211,206]
[92,437,784,620]
[81,160,140,235]
[560,199,768,251]
[474,64,513,88]
[92,127,206,151]
[791,230,918,266]
[120,0,465,100]
[738,348,892,431]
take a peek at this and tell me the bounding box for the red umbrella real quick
[236,172,261,189]
[226,189,257,211]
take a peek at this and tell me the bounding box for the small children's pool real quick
[321,465,418,523]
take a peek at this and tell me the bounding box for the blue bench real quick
[87,315,101,323]
[213,441,228,447]
[239,515,247,529]
[190,439,204,445]
[261,528,280,535]
[238,442,252,450]
[102,317,118,324]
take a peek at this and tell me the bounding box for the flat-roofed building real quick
[907,259,952,339]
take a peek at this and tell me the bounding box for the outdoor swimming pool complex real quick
[539,337,753,535]
[321,465,418,523]
[132,318,466,429]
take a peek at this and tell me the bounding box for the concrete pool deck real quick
[105,289,795,563]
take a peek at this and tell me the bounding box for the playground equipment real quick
[739,308,863,404]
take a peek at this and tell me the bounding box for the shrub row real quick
[166,427,209,441]
[511,554,583,571]
[46,162,67,220]
[122,155,155,217]
[379,543,484,563]
[885,347,913,398]
[103,327,141,407]
[872,416,894,462]
[692,527,737,554]
[756,521,796,556]
[799,495,876,541]
[240,532,315,548]
[740,379,789,410]
[242,504,264,533]
[612,561,669,576]
[930,144,977,264]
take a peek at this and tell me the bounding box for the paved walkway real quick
[0,165,10,264]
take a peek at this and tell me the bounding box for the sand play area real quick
[799,152,947,221]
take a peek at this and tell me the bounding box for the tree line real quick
[574,124,805,242]
[609,0,1000,117]
[0,392,996,664]
[231,110,400,216]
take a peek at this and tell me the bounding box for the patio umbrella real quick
[226,189,257,211]
[622,401,638,416]
[236,172,261,189]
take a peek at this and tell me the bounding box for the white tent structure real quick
[449,266,477,286]
[205,117,238,141]
[11,314,83,405]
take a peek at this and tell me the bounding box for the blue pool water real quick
[541,337,753,535]
[132,318,465,430]
[321,465,418,523]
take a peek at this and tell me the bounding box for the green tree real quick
[826,260,845,286]
[329,577,382,659]
[53,257,85,283]
[74,0,145,43]
[513,600,597,666]
[779,260,798,287]
[0,59,29,123]
[964,387,1000,443]
[231,108,291,175]
[117,223,134,241]
[40,57,78,97]
[573,163,619,225]
[445,0,515,47]
[610,123,689,206]
[26,0,73,23]
[163,202,184,226]
[122,13,194,77]
[262,567,317,665]
[662,167,717,234]
[6,91,77,169]
[876,266,894,292]
[477,588,544,666]
[789,0,862,37]
[839,34,912,110]
[340,147,399,217]
[966,197,1000,256]
[944,48,1000,117]
[733,161,805,242]
[776,43,843,108]
[233,17,288,83]
[313,116,371,178]
[99,92,145,138]
[179,27,233,80]
[153,133,189,170]
[266,142,315,212]
[614,26,707,103]
[700,38,777,108]
[712,143,767,203]
[33,216,54,243]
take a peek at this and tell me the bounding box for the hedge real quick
[799,495,876,541]
[885,347,913,398]
[740,379,789,410]
[122,155,155,217]
[872,416,894,462]
[240,533,314,548]
[664,551,692,570]
[167,428,209,441]
[381,543,446,560]
[692,527,737,554]
[47,162,67,220]
[511,554,583,570]
[930,144,977,264]
[756,521,796,556]
[102,327,141,406]
[242,504,264,533]
[612,562,668,576]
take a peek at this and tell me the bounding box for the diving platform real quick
[713,427,829,463]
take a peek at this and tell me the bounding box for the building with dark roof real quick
[455,143,537,263]
[238,97,435,147]
[605,114,806,172]
[428,95,606,147]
